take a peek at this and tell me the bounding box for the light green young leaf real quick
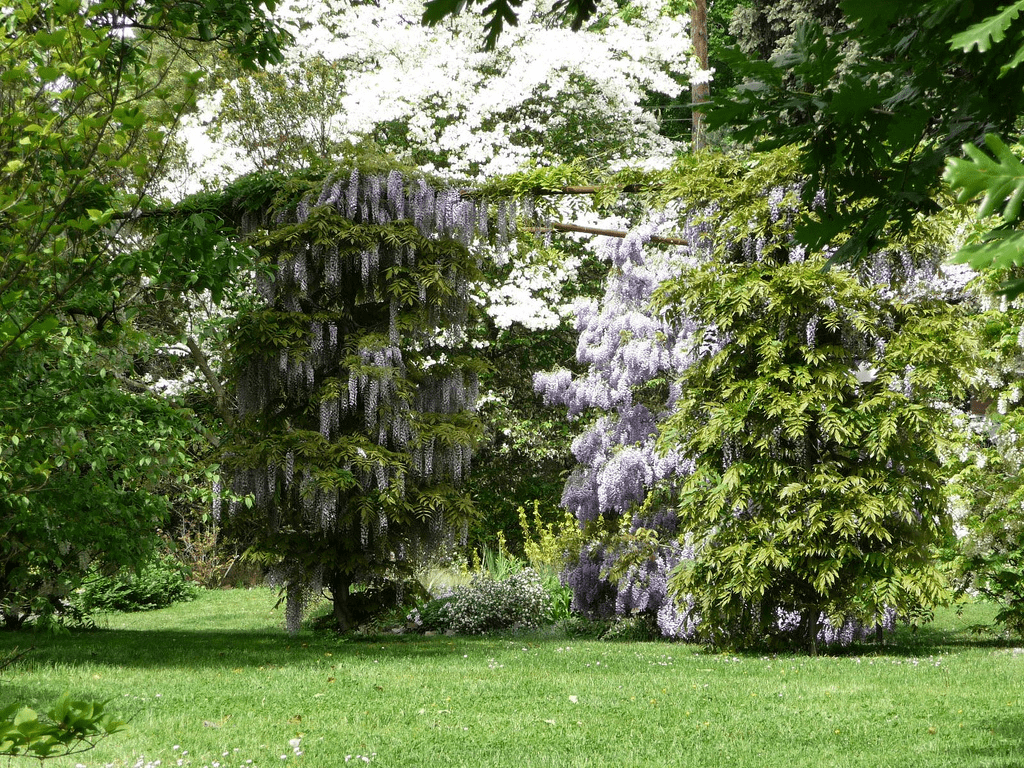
[944,133,1024,223]
[949,0,1024,54]
[951,227,1024,270]
[951,229,1024,298]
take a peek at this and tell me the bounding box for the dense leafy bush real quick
[77,556,199,613]
[418,569,553,634]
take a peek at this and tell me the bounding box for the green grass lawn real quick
[0,589,1022,768]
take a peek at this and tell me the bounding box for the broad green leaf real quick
[951,227,1024,270]
[943,133,1024,223]
[12,708,37,729]
[421,0,466,27]
[949,0,1024,54]
[1002,43,1024,74]
[951,228,1024,298]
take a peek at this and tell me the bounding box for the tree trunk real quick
[805,608,819,656]
[690,0,710,152]
[328,571,355,632]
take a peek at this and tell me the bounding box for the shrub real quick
[77,555,200,613]
[433,569,553,634]
[408,596,455,632]
[519,503,583,572]
[601,613,662,642]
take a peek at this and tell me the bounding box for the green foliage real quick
[940,291,1024,635]
[0,694,126,761]
[945,134,1024,224]
[949,0,1024,74]
[519,503,584,572]
[0,0,287,625]
[410,595,455,632]
[949,429,1024,635]
[479,533,526,581]
[942,2,1024,296]
[599,613,661,642]
[0,330,204,627]
[204,59,355,175]
[76,555,200,613]
[654,252,976,647]
[421,0,523,50]
[220,165,486,632]
[727,0,848,62]
[711,1,1024,265]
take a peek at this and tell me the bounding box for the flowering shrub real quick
[432,569,553,634]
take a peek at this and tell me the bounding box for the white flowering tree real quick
[180,0,695,184]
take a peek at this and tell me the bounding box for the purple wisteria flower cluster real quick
[534,214,703,638]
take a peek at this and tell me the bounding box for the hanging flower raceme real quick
[224,165,538,633]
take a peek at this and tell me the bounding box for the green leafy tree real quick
[655,252,976,649]
[942,4,1024,297]
[218,164,494,632]
[0,0,288,622]
[938,3,1024,635]
[710,0,1024,264]
[727,0,846,61]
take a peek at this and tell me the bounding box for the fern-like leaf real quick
[949,0,1024,53]
[943,133,1024,223]
[951,228,1024,299]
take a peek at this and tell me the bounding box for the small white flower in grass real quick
[288,739,302,748]
[173,746,181,751]
[569,695,578,704]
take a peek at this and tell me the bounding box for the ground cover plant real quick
[0,588,1020,768]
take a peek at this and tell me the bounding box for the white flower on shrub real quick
[436,569,553,634]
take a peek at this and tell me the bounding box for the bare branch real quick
[525,221,689,246]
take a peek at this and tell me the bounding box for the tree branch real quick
[185,336,234,427]
[525,221,689,246]
[459,182,664,198]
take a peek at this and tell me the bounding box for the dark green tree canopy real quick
[0,0,288,625]
[710,0,1024,265]
[208,164,536,631]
